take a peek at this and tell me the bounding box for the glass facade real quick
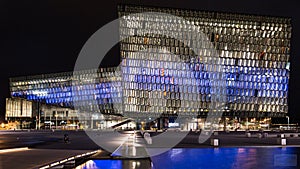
[9,67,122,115]
[6,98,32,118]
[9,5,291,119]
[118,5,291,118]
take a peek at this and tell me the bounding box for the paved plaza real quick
[0,129,299,168]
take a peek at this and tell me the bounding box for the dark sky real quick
[0,0,299,123]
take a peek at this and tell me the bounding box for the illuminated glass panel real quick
[118,5,291,116]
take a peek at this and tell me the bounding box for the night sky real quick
[0,0,299,123]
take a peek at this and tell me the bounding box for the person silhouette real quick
[64,134,69,143]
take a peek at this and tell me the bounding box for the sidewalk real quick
[0,130,138,168]
[0,130,299,168]
[0,148,95,169]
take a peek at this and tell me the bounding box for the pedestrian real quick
[64,134,69,143]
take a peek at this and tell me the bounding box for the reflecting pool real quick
[77,147,300,169]
[152,147,299,169]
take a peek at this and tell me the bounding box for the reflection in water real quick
[77,147,299,169]
[170,149,184,160]
[75,160,122,169]
[76,159,151,169]
[151,147,299,169]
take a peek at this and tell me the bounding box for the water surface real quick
[77,147,300,169]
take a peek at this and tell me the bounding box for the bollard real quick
[147,137,152,144]
[145,137,152,144]
[246,132,251,138]
[281,138,286,146]
[257,133,262,139]
[144,132,152,144]
[144,132,150,138]
[211,139,219,146]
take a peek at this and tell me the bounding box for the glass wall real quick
[6,98,32,118]
[9,68,122,115]
[118,5,291,117]
[9,5,291,119]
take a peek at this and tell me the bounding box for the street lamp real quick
[55,113,58,129]
[38,110,41,130]
[286,116,289,130]
[50,114,52,129]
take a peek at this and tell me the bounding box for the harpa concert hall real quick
[6,5,291,131]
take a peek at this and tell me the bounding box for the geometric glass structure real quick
[118,4,291,118]
[8,5,292,131]
[10,67,122,115]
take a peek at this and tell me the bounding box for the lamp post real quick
[286,116,289,130]
[36,102,40,130]
[50,114,52,129]
[55,113,58,129]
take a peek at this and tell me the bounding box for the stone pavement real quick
[0,130,300,168]
[0,130,141,169]
[0,148,95,169]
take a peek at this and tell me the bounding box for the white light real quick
[60,159,68,163]
[68,157,74,160]
[0,147,29,153]
[32,90,48,96]
[39,150,100,169]
[39,165,50,169]
[169,123,179,127]
[50,162,59,166]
